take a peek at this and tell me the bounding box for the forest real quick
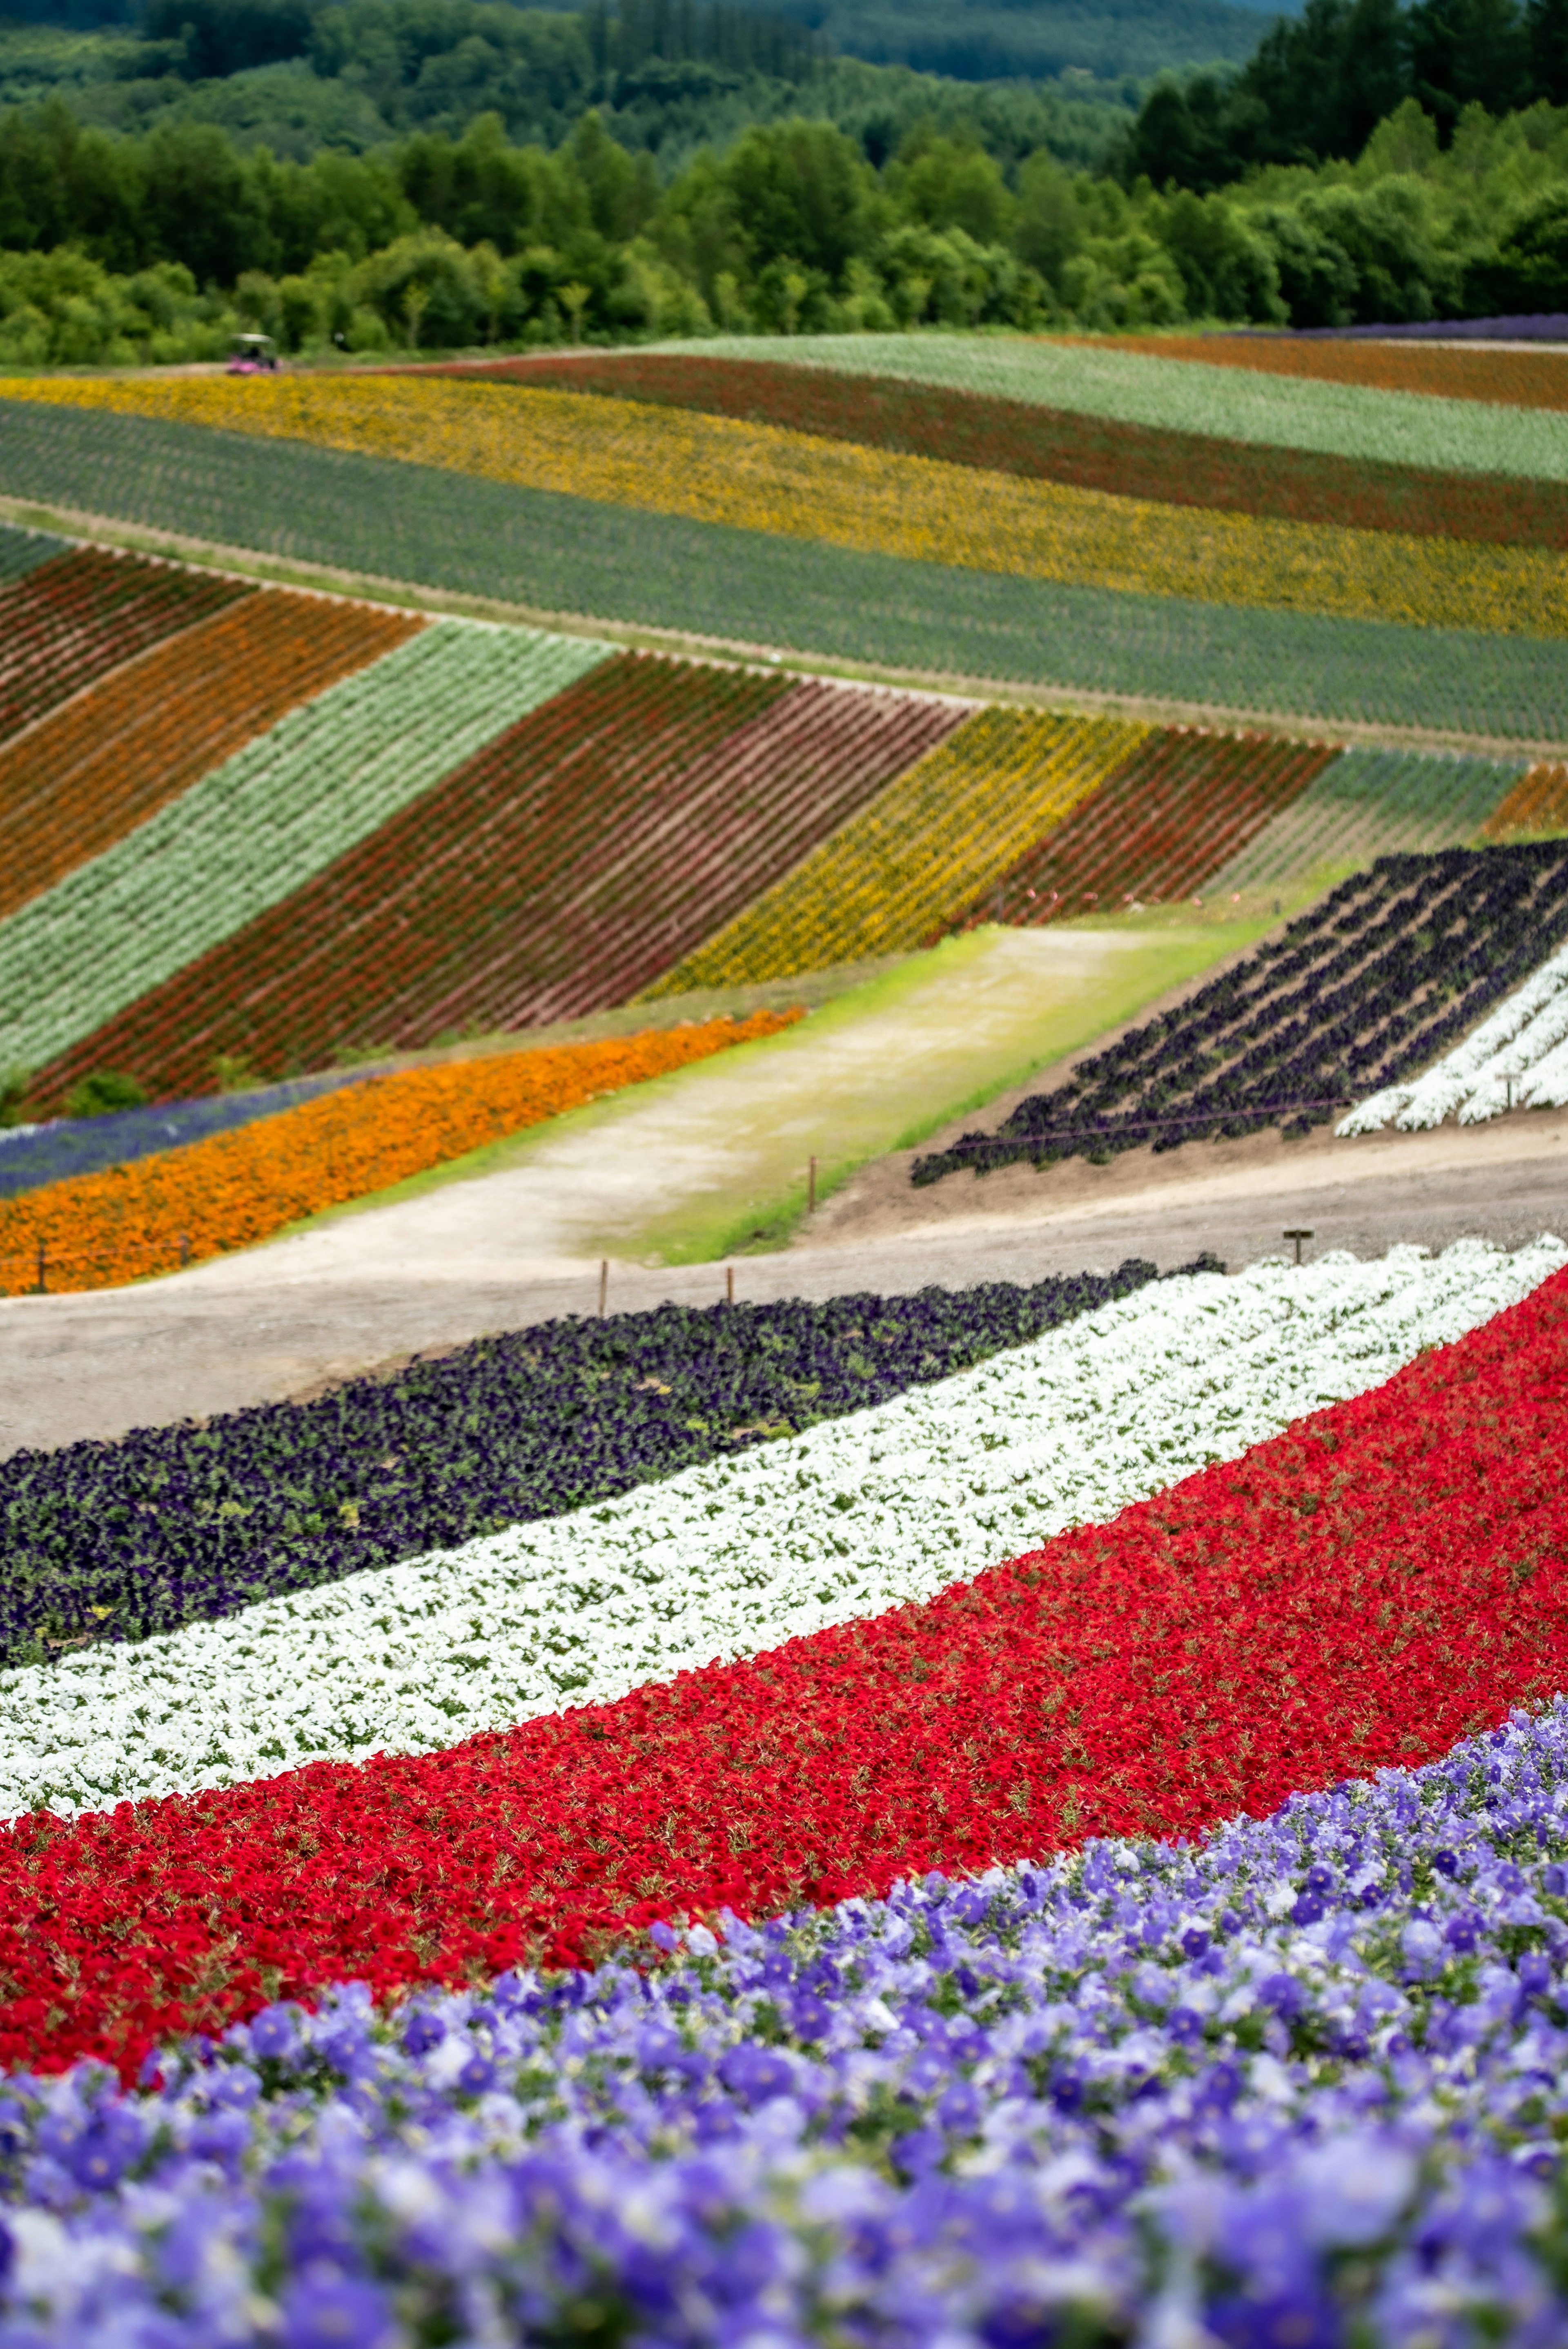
[0,0,1567,363]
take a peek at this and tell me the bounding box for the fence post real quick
[35,1238,45,1295]
[808,1155,817,1215]
[598,1258,608,1319]
[726,1264,734,1305]
[179,1232,190,1269]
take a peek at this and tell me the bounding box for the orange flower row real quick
[0,1011,800,1296]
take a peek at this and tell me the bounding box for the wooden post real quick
[1283,1227,1314,1266]
[35,1237,45,1295]
[179,1232,190,1269]
[726,1264,734,1305]
[598,1258,608,1318]
[808,1155,817,1215]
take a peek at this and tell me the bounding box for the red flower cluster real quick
[8,1268,1568,2079]
[0,548,247,750]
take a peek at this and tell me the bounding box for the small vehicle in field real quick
[227,333,280,375]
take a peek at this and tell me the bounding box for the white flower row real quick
[0,619,609,1072]
[1339,940,1568,1133]
[0,1236,1557,1824]
[673,335,1567,484]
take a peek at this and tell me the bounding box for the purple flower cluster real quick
[6,1704,1568,2345]
[0,1259,1216,1669]
[914,842,1568,1186]
[0,1070,372,1208]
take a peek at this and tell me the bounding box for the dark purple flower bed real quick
[913,842,1568,1186]
[0,1259,1219,1669]
[1222,315,1568,340]
[0,1070,374,1204]
[7,1703,1568,2346]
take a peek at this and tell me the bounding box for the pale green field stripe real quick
[0,620,610,1073]
[1209,744,1529,890]
[666,334,1568,484]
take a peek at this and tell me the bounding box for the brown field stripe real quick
[0,593,421,924]
[407,351,1568,551]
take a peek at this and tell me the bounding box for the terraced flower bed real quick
[652,704,1143,990]
[1209,742,1531,890]
[1109,330,1568,408]
[451,350,1568,548]
[985,723,1338,924]
[28,660,953,1098]
[0,618,610,1087]
[915,840,1568,1181]
[0,589,417,925]
[0,1013,795,1295]
[0,542,248,749]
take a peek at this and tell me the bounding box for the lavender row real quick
[915,841,1568,1184]
[9,1705,1568,2345]
[0,1259,1200,1671]
[0,1068,374,1206]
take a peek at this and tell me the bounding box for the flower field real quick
[0,589,416,927]
[648,706,1145,991]
[985,723,1339,926]
[0,522,65,586]
[10,374,1567,644]
[914,841,1568,1181]
[442,349,1568,549]
[0,618,610,1086]
[6,395,1568,737]
[1486,760,1568,841]
[1209,742,1532,890]
[4,1211,1568,2333]
[27,662,957,1102]
[1342,933,1568,1130]
[1106,330,1568,408]
[0,1068,372,1201]
[0,1012,795,1294]
[0,538,248,750]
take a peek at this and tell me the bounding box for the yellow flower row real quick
[6,372,1566,640]
[646,704,1145,991]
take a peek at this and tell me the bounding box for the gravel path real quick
[1,1118,1564,1458]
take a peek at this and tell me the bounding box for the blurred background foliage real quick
[1,0,1568,363]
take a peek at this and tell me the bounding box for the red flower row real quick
[8,1267,1568,2079]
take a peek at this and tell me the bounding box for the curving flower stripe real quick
[1,1236,1565,2077]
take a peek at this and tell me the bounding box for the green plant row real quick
[1209,744,1534,890]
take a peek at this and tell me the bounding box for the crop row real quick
[689,333,1568,481]
[1210,742,1529,890]
[0,1068,372,1203]
[0,619,610,1085]
[0,1262,1166,1664]
[913,840,1568,1181]
[1342,931,1568,1130]
[0,590,416,929]
[0,1014,795,1296]
[17,374,1568,644]
[653,704,1145,991]
[0,544,247,751]
[1112,330,1568,410]
[33,660,950,1099]
[460,350,1568,550]
[1483,759,1568,840]
[987,724,1337,923]
[6,400,1568,738]
[0,520,66,587]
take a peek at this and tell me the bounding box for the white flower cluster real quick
[0,620,609,1072]
[1,1237,1556,1825]
[1339,940,1568,1133]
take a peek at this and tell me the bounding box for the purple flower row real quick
[0,1258,1214,1669]
[914,842,1568,1185]
[6,1703,1568,2344]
